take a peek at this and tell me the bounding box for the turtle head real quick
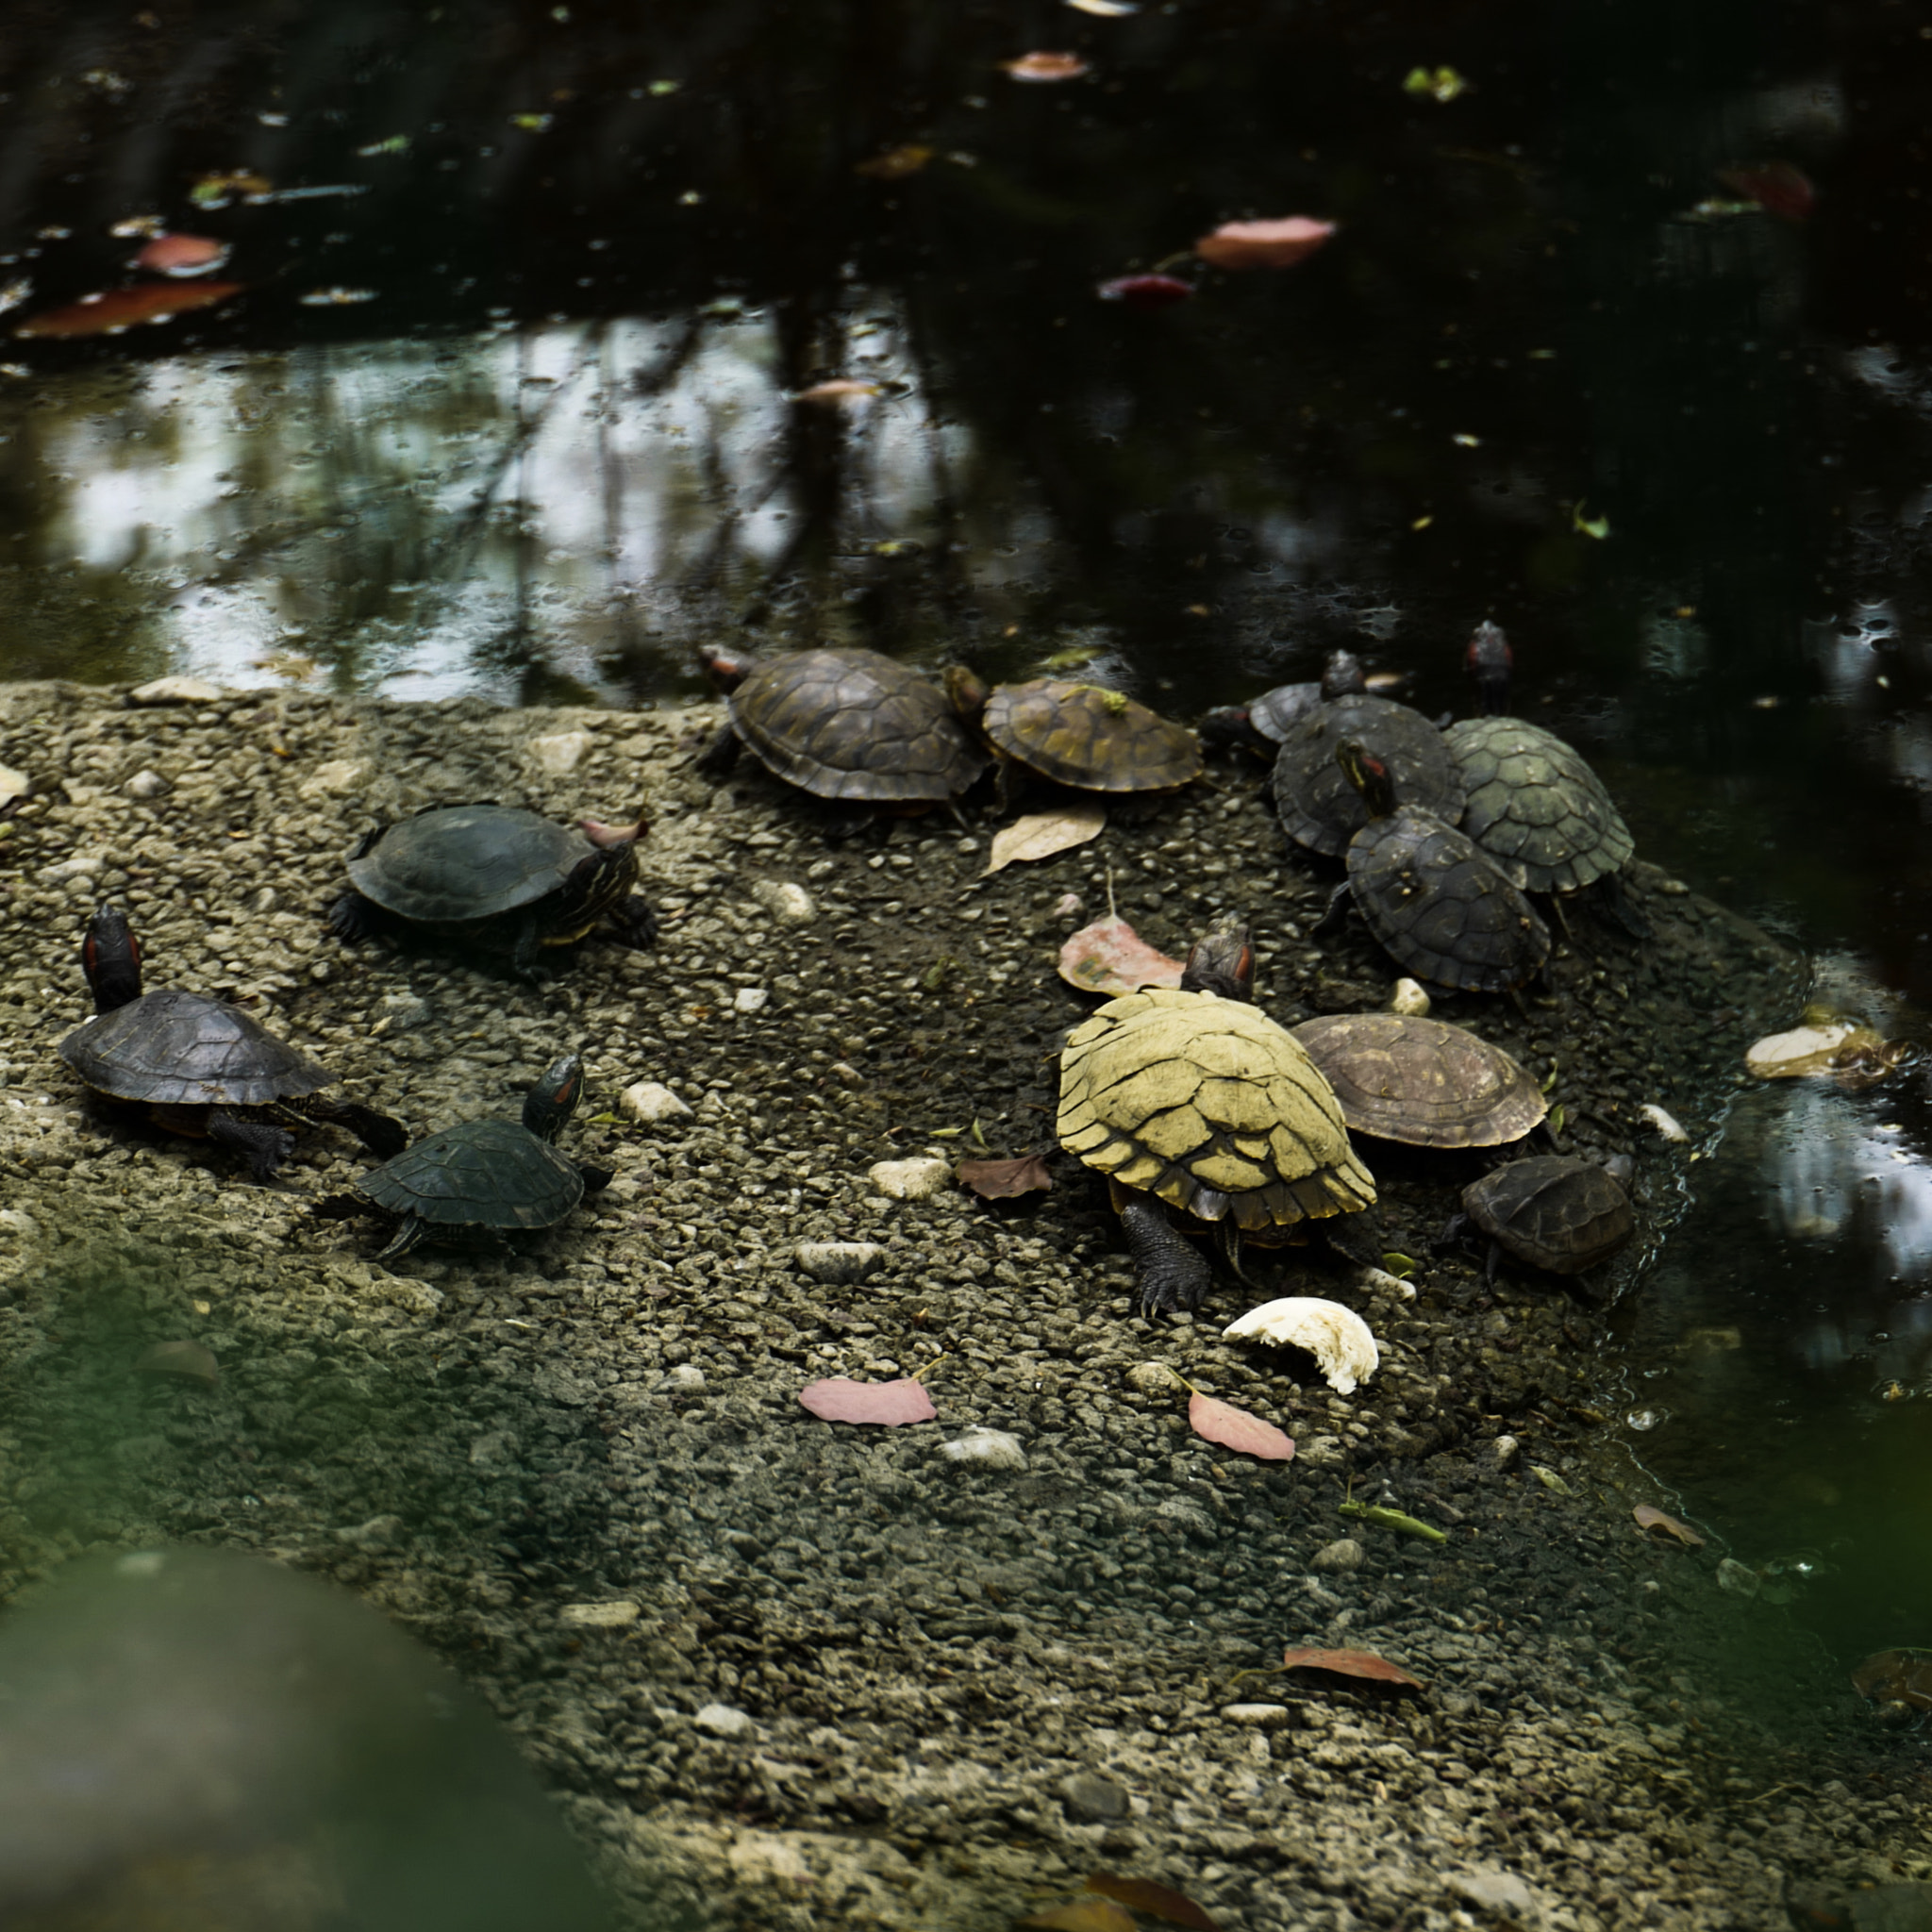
[1195,704,1264,756]
[1335,740,1396,819]
[1321,649,1368,700]
[943,664,990,724]
[696,642,758,692]
[81,903,143,1013]
[1465,621,1513,715]
[522,1053,587,1143]
[1179,917,1255,1002]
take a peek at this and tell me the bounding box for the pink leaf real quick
[1280,1646,1424,1690]
[1194,216,1336,271]
[132,233,231,277]
[1188,1392,1293,1461]
[1003,51,1090,81]
[1058,915,1186,997]
[1096,274,1195,310]
[956,1153,1053,1199]
[798,1376,937,1426]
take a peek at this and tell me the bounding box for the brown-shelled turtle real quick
[1456,1154,1634,1280]
[1322,741,1552,994]
[313,1052,609,1264]
[1198,649,1367,757]
[1291,1011,1547,1148]
[948,670,1202,809]
[695,644,987,807]
[329,802,655,981]
[59,904,407,1181]
[1272,691,1462,858]
[1057,917,1375,1316]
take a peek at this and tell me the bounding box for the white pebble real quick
[622,1080,692,1124]
[692,1703,756,1739]
[128,675,224,705]
[1388,977,1431,1016]
[1126,1361,1183,1394]
[297,758,370,800]
[1221,1703,1293,1728]
[39,853,106,884]
[1640,1102,1689,1142]
[941,1426,1027,1470]
[559,1600,640,1629]
[866,1156,950,1201]
[795,1241,886,1285]
[0,762,28,807]
[732,986,769,1014]
[749,877,816,924]
[657,1363,707,1393]
[1309,1537,1365,1572]
[526,729,595,776]
[122,768,171,800]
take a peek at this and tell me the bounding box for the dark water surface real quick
[3,0,1932,1728]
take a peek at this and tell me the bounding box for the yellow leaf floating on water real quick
[1634,1504,1705,1548]
[985,804,1106,874]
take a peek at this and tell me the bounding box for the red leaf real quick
[1003,51,1090,81]
[956,1153,1053,1199]
[1087,1874,1223,1932]
[798,1376,936,1426]
[16,281,242,338]
[1097,275,1195,310]
[1058,915,1186,996]
[1633,1504,1705,1548]
[1188,1392,1293,1461]
[132,233,231,277]
[1280,1646,1424,1690]
[1022,1906,1135,1932]
[1718,161,1815,223]
[1194,217,1335,271]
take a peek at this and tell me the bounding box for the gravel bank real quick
[0,679,1924,1931]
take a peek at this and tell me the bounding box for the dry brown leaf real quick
[985,804,1107,874]
[1853,1649,1932,1711]
[1087,1874,1222,1932]
[1280,1646,1424,1689]
[1058,915,1185,997]
[798,1376,936,1425]
[1021,1905,1135,1932]
[16,281,243,338]
[1194,216,1336,271]
[1004,51,1091,81]
[791,378,884,405]
[1634,1504,1705,1548]
[856,144,934,180]
[957,1153,1053,1199]
[1188,1392,1294,1462]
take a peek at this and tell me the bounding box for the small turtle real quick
[695,644,986,807]
[329,802,655,980]
[1057,917,1375,1316]
[59,904,407,1181]
[1272,691,1462,858]
[1457,1155,1634,1280]
[1291,1011,1547,1148]
[949,670,1202,809]
[313,1052,609,1263]
[1199,649,1367,757]
[1324,741,1552,993]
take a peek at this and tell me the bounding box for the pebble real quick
[1491,1434,1521,1470]
[940,1425,1027,1471]
[748,877,816,924]
[794,1241,886,1286]
[1310,1537,1366,1572]
[732,986,769,1014]
[1058,1771,1128,1823]
[657,1363,707,1393]
[334,1514,407,1552]
[1639,1101,1690,1142]
[1126,1361,1183,1394]
[526,729,594,776]
[0,762,28,806]
[622,1080,692,1124]
[1447,1868,1539,1918]
[692,1703,756,1739]
[866,1156,950,1201]
[379,991,432,1031]
[297,758,370,800]
[40,853,106,884]
[1222,1703,1294,1728]
[559,1601,641,1629]
[127,675,224,705]
[1389,976,1432,1016]
[136,1341,219,1387]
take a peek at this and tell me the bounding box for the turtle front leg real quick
[375,1213,427,1263]
[607,893,658,949]
[291,1095,408,1160]
[1117,1195,1212,1318]
[1310,880,1353,940]
[693,722,741,779]
[575,1160,614,1192]
[508,916,551,983]
[208,1108,296,1182]
[327,889,387,945]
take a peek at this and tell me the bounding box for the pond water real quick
[3,0,1932,1763]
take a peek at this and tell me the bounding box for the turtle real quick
[1456,1155,1634,1280]
[1057,917,1376,1316]
[1465,618,1514,716]
[1291,1011,1547,1149]
[948,670,1202,809]
[694,644,986,808]
[1323,741,1553,993]
[1198,649,1367,758]
[312,1052,609,1264]
[58,903,408,1181]
[1272,691,1462,858]
[328,802,655,980]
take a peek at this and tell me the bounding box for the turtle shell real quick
[1462,1156,1633,1273]
[346,805,595,924]
[356,1119,584,1232]
[730,647,986,803]
[1057,988,1375,1233]
[1346,806,1552,992]
[984,679,1202,793]
[1273,694,1463,858]
[1247,679,1323,744]
[1441,717,1634,894]
[1291,1012,1546,1149]
[59,989,334,1107]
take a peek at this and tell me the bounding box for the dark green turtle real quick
[1324,741,1552,993]
[329,802,654,980]
[1272,692,1462,858]
[59,904,406,1181]
[1198,649,1367,757]
[1457,1155,1633,1280]
[313,1053,608,1263]
[695,644,986,806]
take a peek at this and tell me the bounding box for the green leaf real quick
[1572,502,1611,540]
[1548,1102,1566,1136]
[648,78,682,95]
[1380,1252,1418,1279]
[1530,1464,1575,1497]
[510,112,554,131]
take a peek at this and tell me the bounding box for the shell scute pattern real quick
[1462,1155,1633,1273]
[1442,716,1634,894]
[1273,694,1463,858]
[985,679,1201,792]
[359,1119,585,1231]
[347,805,590,924]
[61,989,333,1108]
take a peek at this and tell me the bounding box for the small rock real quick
[379,991,432,1031]
[1155,1495,1216,1541]
[1389,976,1432,1016]
[0,762,30,806]
[526,729,595,776]
[1060,1772,1128,1823]
[1446,1868,1538,1920]
[559,1600,640,1629]
[374,1275,444,1318]
[733,986,769,1015]
[941,1426,1026,1471]
[40,853,106,884]
[1221,1703,1293,1728]
[829,1061,863,1087]
[123,768,173,800]
[1355,1265,1415,1302]
[248,886,277,915]
[1717,1556,1760,1596]
[469,1431,519,1468]
[622,1080,692,1124]
[1297,1435,1348,1469]
[795,1241,886,1285]
[867,1156,950,1201]
[1491,1433,1521,1470]
[749,877,816,924]
[1126,1361,1183,1394]
[129,675,224,705]
[334,1513,407,1552]
[297,758,370,800]
[1310,1537,1365,1572]
[692,1702,756,1739]
[136,1341,219,1388]
[1053,892,1085,921]
[657,1363,707,1393]
[1853,1885,1932,1932]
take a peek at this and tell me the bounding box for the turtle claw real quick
[327,889,383,945]
[208,1109,295,1182]
[1118,1196,1212,1319]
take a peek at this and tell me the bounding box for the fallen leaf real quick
[1852,1649,1932,1711]
[1066,0,1137,12]
[1338,1500,1447,1543]
[1572,503,1611,540]
[1003,52,1090,81]
[1529,1464,1574,1496]
[985,804,1107,874]
[1194,216,1335,271]
[189,170,271,208]
[15,281,242,338]
[1021,1906,1135,1932]
[956,1153,1053,1199]
[1746,1020,1867,1079]
[137,1340,219,1387]
[1058,915,1185,997]
[1188,1392,1294,1462]
[1718,161,1815,223]
[132,233,230,276]
[1086,1875,1221,1932]
[1634,1504,1705,1548]
[1096,274,1194,310]
[798,1376,937,1426]
[1280,1646,1424,1690]
[1402,65,1467,102]
[856,144,934,180]
[792,377,884,404]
